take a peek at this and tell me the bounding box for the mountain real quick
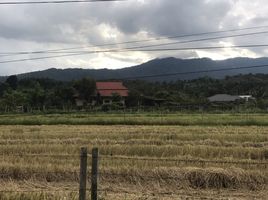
[1,57,268,82]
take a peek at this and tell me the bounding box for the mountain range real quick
[1,57,268,82]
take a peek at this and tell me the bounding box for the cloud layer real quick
[0,0,267,75]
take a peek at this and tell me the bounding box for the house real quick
[208,94,254,103]
[208,94,241,102]
[96,82,129,105]
[239,95,254,102]
[74,81,129,107]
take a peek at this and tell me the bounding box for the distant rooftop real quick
[208,94,240,102]
[96,82,128,97]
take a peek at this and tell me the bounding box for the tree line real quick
[0,73,268,112]
[0,76,96,112]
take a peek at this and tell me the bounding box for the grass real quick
[0,124,267,199]
[0,112,268,125]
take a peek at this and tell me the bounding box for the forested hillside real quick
[1,57,268,82]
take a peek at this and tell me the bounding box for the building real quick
[208,94,254,103]
[208,94,241,102]
[74,81,129,107]
[96,82,129,105]
[239,95,254,102]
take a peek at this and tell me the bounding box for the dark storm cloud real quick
[0,0,234,44]
[87,0,233,36]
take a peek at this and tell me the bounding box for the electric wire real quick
[1,30,268,58]
[1,44,267,55]
[1,30,268,64]
[1,25,268,56]
[120,64,268,80]
[0,0,125,5]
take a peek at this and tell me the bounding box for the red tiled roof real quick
[96,82,127,90]
[96,82,128,97]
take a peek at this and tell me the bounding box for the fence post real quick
[79,147,88,200]
[91,148,99,200]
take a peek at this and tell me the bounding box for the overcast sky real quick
[0,0,268,75]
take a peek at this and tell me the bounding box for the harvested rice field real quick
[0,125,267,199]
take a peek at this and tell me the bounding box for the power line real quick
[0,0,124,5]
[0,171,79,176]
[125,44,268,52]
[100,155,268,165]
[1,30,268,64]
[98,188,251,200]
[2,59,266,82]
[0,153,80,157]
[120,64,268,80]
[99,172,268,185]
[0,188,79,193]
[2,25,268,56]
[1,44,267,55]
[0,43,267,64]
[125,30,268,50]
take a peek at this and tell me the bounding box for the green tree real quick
[26,82,46,108]
[73,78,96,101]
[1,90,27,109]
[5,75,18,90]
[0,82,9,97]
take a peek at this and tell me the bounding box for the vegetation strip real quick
[1,113,268,126]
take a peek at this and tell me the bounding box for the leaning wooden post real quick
[91,148,99,200]
[79,147,88,200]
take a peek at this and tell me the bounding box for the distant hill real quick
[1,57,268,82]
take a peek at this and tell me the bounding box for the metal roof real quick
[208,94,240,102]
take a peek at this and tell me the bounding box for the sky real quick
[0,0,268,75]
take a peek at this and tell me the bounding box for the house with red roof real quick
[74,81,129,107]
[96,82,129,105]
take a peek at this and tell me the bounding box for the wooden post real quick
[79,147,88,200]
[123,107,126,124]
[91,148,99,200]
